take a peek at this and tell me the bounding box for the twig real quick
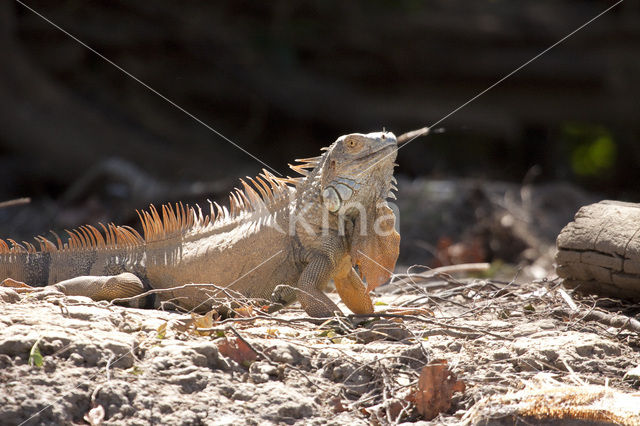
[552,307,640,334]
[561,357,586,386]
[350,313,510,339]
[396,127,430,145]
[0,197,31,209]
[416,328,482,339]
[557,288,578,312]
[109,282,255,306]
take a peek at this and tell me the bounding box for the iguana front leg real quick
[296,255,343,317]
[333,260,374,314]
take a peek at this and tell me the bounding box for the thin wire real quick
[359,0,624,176]
[428,0,624,130]
[14,0,282,176]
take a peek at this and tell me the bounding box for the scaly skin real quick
[0,131,400,317]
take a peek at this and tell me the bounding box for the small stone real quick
[277,401,313,419]
[492,350,510,361]
[0,354,13,368]
[575,343,595,357]
[68,353,84,366]
[0,288,20,304]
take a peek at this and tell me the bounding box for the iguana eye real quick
[343,136,360,149]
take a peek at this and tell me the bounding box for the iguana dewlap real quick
[0,131,400,317]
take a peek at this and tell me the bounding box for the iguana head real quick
[320,131,397,214]
[321,131,400,291]
[292,130,401,291]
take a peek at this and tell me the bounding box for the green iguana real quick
[0,131,400,317]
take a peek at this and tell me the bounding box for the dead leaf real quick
[190,310,219,336]
[1,278,36,293]
[411,360,465,420]
[1,278,30,288]
[83,404,105,426]
[329,396,347,413]
[234,305,255,318]
[265,328,279,339]
[217,337,258,365]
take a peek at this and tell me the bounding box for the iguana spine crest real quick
[0,163,320,255]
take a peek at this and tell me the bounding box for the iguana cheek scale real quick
[0,131,400,318]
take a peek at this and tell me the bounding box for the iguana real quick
[0,131,401,317]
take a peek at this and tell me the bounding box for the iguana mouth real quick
[360,143,396,161]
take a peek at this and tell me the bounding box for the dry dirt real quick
[1,267,639,425]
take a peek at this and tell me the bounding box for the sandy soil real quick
[1,269,638,425]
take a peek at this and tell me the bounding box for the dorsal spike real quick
[288,163,308,176]
[36,236,55,253]
[87,225,106,248]
[147,211,161,240]
[294,155,322,164]
[256,175,273,199]
[79,226,96,247]
[229,193,238,216]
[178,203,187,228]
[107,224,118,247]
[236,188,251,211]
[64,230,78,249]
[136,210,149,240]
[186,205,195,228]
[118,227,134,247]
[98,224,111,246]
[207,199,215,220]
[241,179,263,209]
[8,239,26,253]
[250,176,269,201]
[149,205,163,235]
[214,202,225,220]
[23,241,35,253]
[121,225,143,243]
[73,228,88,248]
[195,204,204,224]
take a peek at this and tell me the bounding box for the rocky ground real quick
[1,265,639,425]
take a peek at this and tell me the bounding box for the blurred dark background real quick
[1,1,638,266]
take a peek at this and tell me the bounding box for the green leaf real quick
[29,338,43,368]
[498,309,510,319]
[562,122,616,178]
[523,304,536,312]
[156,322,167,340]
[374,301,388,306]
[128,365,144,376]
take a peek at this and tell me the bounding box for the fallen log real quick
[556,200,640,301]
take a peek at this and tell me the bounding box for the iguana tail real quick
[0,224,143,286]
